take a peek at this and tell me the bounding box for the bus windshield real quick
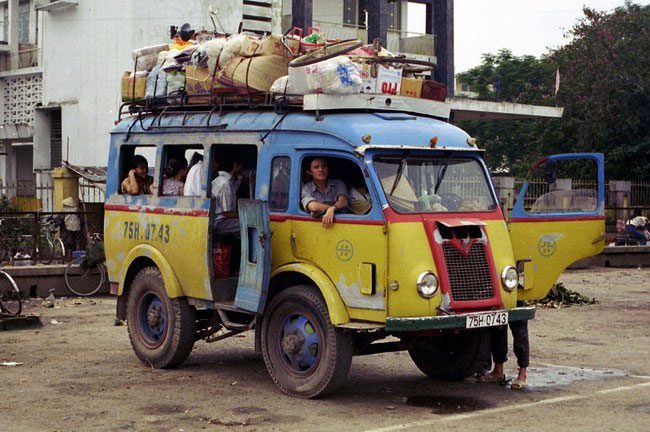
[373,156,497,213]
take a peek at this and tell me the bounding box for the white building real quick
[2,0,442,209]
[0,0,42,202]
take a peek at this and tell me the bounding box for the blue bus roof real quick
[112,110,474,150]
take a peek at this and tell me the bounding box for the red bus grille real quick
[442,243,494,301]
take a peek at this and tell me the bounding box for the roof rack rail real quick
[117,92,451,124]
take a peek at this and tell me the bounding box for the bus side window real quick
[269,157,290,212]
[119,146,156,195]
[160,145,202,196]
[300,156,372,215]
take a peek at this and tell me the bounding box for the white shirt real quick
[183,161,204,196]
[211,171,240,220]
[628,216,648,228]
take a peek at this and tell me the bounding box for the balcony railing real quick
[312,19,435,58]
[18,44,39,69]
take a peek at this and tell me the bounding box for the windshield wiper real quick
[434,155,453,194]
[389,159,406,196]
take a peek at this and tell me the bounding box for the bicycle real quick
[64,233,106,296]
[0,267,22,316]
[37,216,66,264]
[0,216,65,265]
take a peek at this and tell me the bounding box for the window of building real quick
[18,0,29,44]
[407,1,427,34]
[1,5,7,43]
[269,156,290,212]
[343,0,400,30]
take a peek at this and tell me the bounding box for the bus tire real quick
[407,330,485,381]
[126,266,195,369]
[261,285,353,398]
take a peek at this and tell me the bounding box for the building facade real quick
[2,0,452,208]
[0,0,42,202]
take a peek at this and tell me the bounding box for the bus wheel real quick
[127,266,195,369]
[408,330,485,381]
[261,285,352,398]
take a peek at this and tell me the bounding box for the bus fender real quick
[118,244,183,299]
[270,263,350,325]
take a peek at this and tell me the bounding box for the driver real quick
[301,157,348,229]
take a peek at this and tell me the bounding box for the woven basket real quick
[218,55,290,94]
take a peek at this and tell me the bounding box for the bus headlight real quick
[416,271,439,298]
[501,266,519,292]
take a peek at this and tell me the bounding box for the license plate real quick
[465,311,508,329]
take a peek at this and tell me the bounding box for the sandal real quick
[510,378,528,390]
[477,373,505,383]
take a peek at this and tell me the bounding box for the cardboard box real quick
[376,66,402,95]
[357,64,402,95]
[400,77,423,98]
[399,78,447,101]
[121,71,147,102]
[185,66,233,103]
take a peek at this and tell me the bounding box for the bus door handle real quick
[290,232,297,254]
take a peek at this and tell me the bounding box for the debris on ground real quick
[1,361,23,367]
[533,282,598,308]
[43,290,56,308]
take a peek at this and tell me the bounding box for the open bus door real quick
[508,153,605,301]
[234,200,271,313]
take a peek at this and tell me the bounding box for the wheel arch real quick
[118,244,183,299]
[268,263,350,325]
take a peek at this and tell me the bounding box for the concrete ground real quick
[0,267,649,432]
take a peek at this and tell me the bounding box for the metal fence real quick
[0,211,104,265]
[512,179,650,208]
[631,182,650,207]
[0,180,54,212]
[79,178,105,204]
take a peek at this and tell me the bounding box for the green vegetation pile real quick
[532,282,598,308]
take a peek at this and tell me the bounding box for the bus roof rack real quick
[117,92,451,123]
[302,94,450,120]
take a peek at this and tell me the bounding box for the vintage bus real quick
[105,94,605,398]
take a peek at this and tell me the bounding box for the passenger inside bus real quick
[161,157,188,196]
[183,152,204,196]
[301,157,349,229]
[209,145,257,278]
[121,155,153,195]
[211,155,243,237]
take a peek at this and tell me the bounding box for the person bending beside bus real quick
[478,320,530,390]
[301,157,348,229]
[211,155,243,237]
[121,155,153,195]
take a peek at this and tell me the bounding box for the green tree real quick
[552,3,650,180]
[456,50,560,176]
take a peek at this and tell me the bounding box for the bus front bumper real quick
[385,306,536,333]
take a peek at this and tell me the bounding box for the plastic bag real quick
[204,37,227,72]
[304,56,362,94]
[145,64,167,99]
[219,34,247,69]
[132,44,169,72]
[167,71,185,95]
[82,242,105,270]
